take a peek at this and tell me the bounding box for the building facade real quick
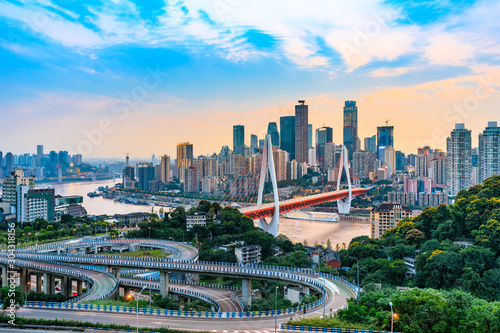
[295,100,309,164]
[479,121,500,182]
[371,203,413,239]
[446,123,472,196]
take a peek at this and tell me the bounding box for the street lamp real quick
[349,256,360,299]
[275,286,279,333]
[148,226,151,239]
[389,302,394,333]
[137,286,147,333]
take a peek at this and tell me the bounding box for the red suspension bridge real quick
[219,134,370,236]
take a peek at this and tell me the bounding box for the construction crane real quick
[123,153,131,167]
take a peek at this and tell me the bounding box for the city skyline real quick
[1,1,499,157]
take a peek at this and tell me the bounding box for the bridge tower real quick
[256,134,280,237]
[336,145,352,214]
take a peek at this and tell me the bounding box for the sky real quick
[0,0,499,159]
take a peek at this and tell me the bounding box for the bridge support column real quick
[43,273,54,294]
[106,267,120,300]
[159,271,169,297]
[77,280,83,295]
[302,286,310,295]
[94,246,98,254]
[1,266,7,288]
[242,278,252,309]
[19,268,28,294]
[60,276,69,297]
[36,275,42,293]
[123,287,130,300]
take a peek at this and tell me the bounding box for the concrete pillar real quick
[61,276,69,297]
[94,246,98,254]
[302,286,310,295]
[1,266,7,288]
[123,287,130,300]
[43,272,54,294]
[242,278,252,309]
[36,275,42,293]
[159,271,169,297]
[19,268,28,294]
[77,280,83,295]
[67,278,73,297]
[106,267,120,300]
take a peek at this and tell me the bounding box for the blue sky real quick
[0,0,499,158]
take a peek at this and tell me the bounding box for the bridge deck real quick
[240,188,369,220]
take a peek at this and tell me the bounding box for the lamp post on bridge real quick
[274,285,279,333]
[137,285,147,333]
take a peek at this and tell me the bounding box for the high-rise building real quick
[377,126,394,163]
[137,162,155,191]
[37,145,43,168]
[431,155,446,186]
[324,143,336,170]
[343,101,358,160]
[395,151,406,171]
[446,123,472,196]
[371,203,413,239]
[177,142,193,183]
[267,122,279,147]
[250,134,258,154]
[2,170,35,206]
[353,150,376,179]
[415,154,428,178]
[233,125,245,156]
[123,166,135,189]
[160,155,171,183]
[364,135,377,152]
[280,116,295,159]
[479,121,500,182]
[72,154,82,166]
[316,127,333,165]
[308,124,313,147]
[384,145,396,178]
[295,100,309,164]
[185,166,198,193]
[5,152,13,174]
[17,188,55,223]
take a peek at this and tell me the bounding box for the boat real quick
[87,191,101,198]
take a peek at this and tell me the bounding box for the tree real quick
[473,219,500,255]
[422,250,463,289]
[405,229,425,246]
[0,286,25,309]
[326,239,332,249]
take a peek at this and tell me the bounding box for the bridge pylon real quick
[336,145,352,214]
[256,134,280,236]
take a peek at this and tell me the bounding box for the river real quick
[37,179,369,246]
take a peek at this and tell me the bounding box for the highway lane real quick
[121,278,244,313]
[0,258,116,301]
[16,274,354,330]
[18,239,198,262]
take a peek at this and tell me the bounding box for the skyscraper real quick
[343,101,358,160]
[267,122,279,147]
[5,152,13,174]
[160,155,171,183]
[280,116,295,160]
[137,163,155,191]
[395,151,406,171]
[315,126,333,165]
[479,121,500,182]
[233,125,245,156]
[177,142,193,183]
[250,134,258,154]
[295,100,308,164]
[384,145,396,178]
[377,126,394,163]
[308,124,313,147]
[37,145,43,168]
[353,150,375,179]
[364,135,376,152]
[415,154,428,178]
[446,123,472,196]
